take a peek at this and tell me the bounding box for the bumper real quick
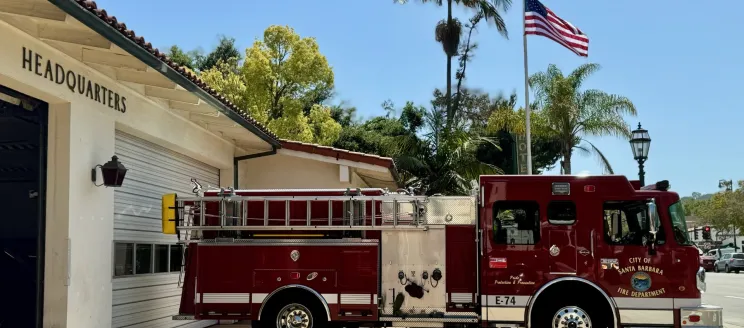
[680,305,723,327]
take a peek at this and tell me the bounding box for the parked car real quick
[700,252,717,272]
[714,253,744,273]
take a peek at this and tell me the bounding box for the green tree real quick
[200,25,340,145]
[487,63,637,174]
[196,36,241,72]
[167,45,197,70]
[391,100,502,195]
[396,0,511,130]
[691,181,744,236]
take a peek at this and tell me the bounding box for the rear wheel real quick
[259,294,327,328]
[725,265,731,273]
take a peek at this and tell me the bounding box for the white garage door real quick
[112,130,219,328]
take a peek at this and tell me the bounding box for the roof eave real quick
[48,0,281,148]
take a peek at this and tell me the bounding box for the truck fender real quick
[526,276,619,328]
[257,284,332,321]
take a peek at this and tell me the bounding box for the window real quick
[154,245,169,273]
[733,254,744,259]
[603,201,665,246]
[548,201,576,225]
[135,244,153,274]
[113,243,184,277]
[114,243,133,276]
[668,201,692,245]
[492,201,540,245]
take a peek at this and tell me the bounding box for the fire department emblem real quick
[631,271,652,292]
[290,250,300,262]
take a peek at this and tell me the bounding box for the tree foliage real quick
[167,36,242,73]
[487,63,637,174]
[686,182,744,235]
[199,26,341,145]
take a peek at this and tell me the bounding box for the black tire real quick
[259,294,328,328]
[714,265,719,273]
[736,270,740,274]
[725,265,731,273]
[531,295,613,328]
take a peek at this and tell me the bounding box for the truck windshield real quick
[668,201,692,246]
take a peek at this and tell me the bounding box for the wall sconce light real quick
[91,155,128,187]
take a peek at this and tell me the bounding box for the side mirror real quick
[646,200,659,255]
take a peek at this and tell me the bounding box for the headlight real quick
[697,267,706,293]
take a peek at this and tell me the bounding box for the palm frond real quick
[567,63,601,90]
[582,139,614,174]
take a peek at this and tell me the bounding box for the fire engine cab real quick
[161,175,722,328]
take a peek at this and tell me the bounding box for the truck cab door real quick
[594,199,675,315]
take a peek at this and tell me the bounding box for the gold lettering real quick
[630,288,666,298]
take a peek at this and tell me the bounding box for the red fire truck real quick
[161,175,722,328]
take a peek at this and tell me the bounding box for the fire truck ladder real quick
[172,189,433,240]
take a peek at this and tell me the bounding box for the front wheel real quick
[532,299,612,328]
[553,306,592,328]
[725,265,731,273]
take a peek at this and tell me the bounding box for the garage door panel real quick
[113,273,180,290]
[114,230,178,244]
[113,297,180,319]
[114,130,218,328]
[114,219,161,235]
[115,138,219,186]
[125,316,214,328]
[113,304,181,328]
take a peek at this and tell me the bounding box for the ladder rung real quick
[176,225,439,231]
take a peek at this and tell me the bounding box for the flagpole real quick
[523,0,533,175]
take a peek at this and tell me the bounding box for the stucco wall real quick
[0,20,236,328]
[239,152,369,189]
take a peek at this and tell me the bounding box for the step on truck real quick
[161,175,723,328]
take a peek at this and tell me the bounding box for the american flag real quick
[525,0,589,57]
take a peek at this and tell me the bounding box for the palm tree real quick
[390,107,502,195]
[487,63,637,174]
[395,0,511,131]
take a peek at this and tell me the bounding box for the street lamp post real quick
[630,123,651,186]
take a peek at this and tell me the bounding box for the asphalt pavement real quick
[704,272,744,328]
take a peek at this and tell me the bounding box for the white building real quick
[0,1,400,327]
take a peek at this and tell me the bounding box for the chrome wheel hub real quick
[553,306,591,328]
[277,303,313,328]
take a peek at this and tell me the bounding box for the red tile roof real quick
[67,0,278,141]
[280,139,397,172]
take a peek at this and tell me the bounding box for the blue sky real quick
[94,0,743,197]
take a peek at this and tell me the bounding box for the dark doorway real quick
[0,85,48,328]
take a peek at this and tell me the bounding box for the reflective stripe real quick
[619,309,674,325]
[252,293,268,304]
[613,297,701,309]
[322,293,338,304]
[202,293,250,304]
